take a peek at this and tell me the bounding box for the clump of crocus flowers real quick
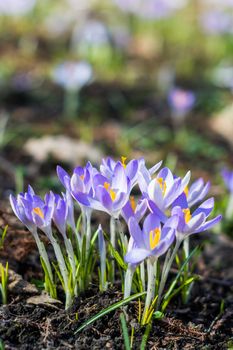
[10,157,221,320]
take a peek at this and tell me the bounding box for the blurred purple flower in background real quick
[200,10,233,35]
[72,20,111,49]
[113,0,187,19]
[52,61,93,91]
[221,168,233,219]
[168,87,195,118]
[0,0,36,16]
[222,168,233,193]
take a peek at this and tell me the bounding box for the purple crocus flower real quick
[100,156,139,189]
[52,61,92,91]
[200,11,233,35]
[0,0,36,16]
[124,213,178,265]
[175,178,210,208]
[221,168,233,192]
[141,167,191,215]
[137,159,163,194]
[57,162,95,206]
[52,191,76,236]
[89,162,131,218]
[121,197,148,223]
[168,88,195,117]
[10,185,55,233]
[172,197,222,240]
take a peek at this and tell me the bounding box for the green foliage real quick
[120,313,131,350]
[0,262,8,305]
[0,226,8,249]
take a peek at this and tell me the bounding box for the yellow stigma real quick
[184,186,189,197]
[104,182,116,201]
[149,227,161,250]
[80,175,84,180]
[183,208,191,223]
[33,207,44,219]
[121,156,127,169]
[157,177,167,195]
[130,196,136,212]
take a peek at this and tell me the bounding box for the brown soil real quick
[0,202,232,350]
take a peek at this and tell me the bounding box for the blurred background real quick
[0,0,233,198]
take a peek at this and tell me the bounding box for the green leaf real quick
[108,241,127,271]
[162,276,197,312]
[0,226,8,249]
[163,246,199,302]
[75,292,146,334]
[140,322,152,350]
[153,311,164,320]
[40,256,57,299]
[120,313,131,350]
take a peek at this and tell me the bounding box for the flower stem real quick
[156,238,181,311]
[86,209,92,253]
[45,227,72,309]
[142,258,157,324]
[226,193,233,220]
[110,216,116,282]
[32,228,55,297]
[64,235,77,296]
[140,261,145,291]
[124,264,135,299]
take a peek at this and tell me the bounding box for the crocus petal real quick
[128,217,145,249]
[143,213,161,236]
[181,171,191,190]
[72,192,91,207]
[112,162,128,192]
[138,172,150,195]
[171,206,186,232]
[172,192,188,209]
[121,201,134,223]
[164,178,182,208]
[148,200,167,222]
[149,160,162,175]
[135,198,148,221]
[71,173,85,194]
[152,228,175,257]
[32,211,44,228]
[96,186,113,212]
[158,167,174,192]
[57,165,71,190]
[124,248,150,264]
[188,179,210,207]
[93,174,108,188]
[148,179,164,210]
[192,197,214,218]
[184,212,206,233]
[126,159,138,182]
[194,215,222,233]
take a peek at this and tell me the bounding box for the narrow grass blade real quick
[120,313,131,350]
[140,322,152,350]
[75,292,146,334]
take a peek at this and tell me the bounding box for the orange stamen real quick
[183,208,191,223]
[33,207,44,219]
[157,177,167,195]
[149,228,161,250]
[121,156,127,169]
[104,182,116,201]
[130,196,136,212]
